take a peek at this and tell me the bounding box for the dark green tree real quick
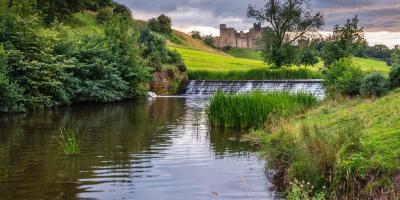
[299,48,318,69]
[248,0,324,67]
[321,16,366,66]
[147,14,172,34]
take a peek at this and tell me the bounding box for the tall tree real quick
[248,0,324,67]
[321,16,366,66]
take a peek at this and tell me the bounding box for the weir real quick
[182,80,325,99]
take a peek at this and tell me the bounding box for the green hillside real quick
[224,48,263,61]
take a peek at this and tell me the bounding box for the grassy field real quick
[224,48,263,61]
[248,90,400,198]
[170,45,390,74]
[171,47,267,71]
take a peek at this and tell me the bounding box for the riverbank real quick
[244,90,400,199]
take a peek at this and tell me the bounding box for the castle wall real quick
[215,23,263,49]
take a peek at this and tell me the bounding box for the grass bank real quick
[247,90,400,199]
[207,92,317,128]
[188,68,322,80]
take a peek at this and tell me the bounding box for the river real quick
[0,97,276,199]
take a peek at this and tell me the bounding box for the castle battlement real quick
[214,23,265,49]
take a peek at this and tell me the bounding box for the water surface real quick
[0,98,275,199]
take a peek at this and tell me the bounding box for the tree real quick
[299,48,318,69]
[147,14,172,35]
[190,31,201,39]
[321,16,366,66]
[203,35,215,48]
[248,0,324,67]
[392,49,400,66]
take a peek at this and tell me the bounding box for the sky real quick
[116,0,400,48]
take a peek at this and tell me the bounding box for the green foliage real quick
[57,128,85,156]
[188,68,322,80]
[287,180,326,200]
[0,3,153,112]
[360,73,387,97]
[96,6,113,24]
[299,48,319,68]
[248,0,324,67]
[190,31,201,39]
[207,92,317,128]
[323,59,364,96]
[260,29,299,67]
[321,16,366,66]
[202,35,215,48]
[389,66,400,89]
[147,14,172,35]
[139,29,184,72]
[392,49,400,66]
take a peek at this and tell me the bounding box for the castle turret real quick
[220,24,227,30]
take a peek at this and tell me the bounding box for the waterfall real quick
[183,80,325,99]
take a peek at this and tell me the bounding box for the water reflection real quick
[0,98,275,199]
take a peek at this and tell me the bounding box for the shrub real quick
[388,66,400,89]
[323,59,364,96]
[96,7,113,24]
[166,68,175,79]
[177,63,187,73]
[360,73,387,97]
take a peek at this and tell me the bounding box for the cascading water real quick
[183,80,325,99]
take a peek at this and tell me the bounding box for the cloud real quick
[116,0,400,46]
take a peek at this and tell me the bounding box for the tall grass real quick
[207,92,317,128]
[57,128,85,156]
[189,68,322,80]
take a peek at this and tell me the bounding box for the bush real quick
[360,73,387,97]
[389,66,400,89]
[96,7,113,24]
[177,63,187,73]
[323,59,364,96]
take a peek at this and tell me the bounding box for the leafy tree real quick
[203,35,215,48]
[147,14,172,35]
[96,6,113,24]
[389,66,400,89]
[323,58,364,96]
[190,31,201,39]
[248,0,324,67]
[321,16,366,66]
[392,49,400,66]
[299,48,318,69]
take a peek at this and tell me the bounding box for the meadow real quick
[207,92,317,128]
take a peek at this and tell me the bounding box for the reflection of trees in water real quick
[0,98,186,199]
[208,127,255,158]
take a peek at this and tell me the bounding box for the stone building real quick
[214,23,265,49]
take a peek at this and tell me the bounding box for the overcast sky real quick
[116,0,400,47]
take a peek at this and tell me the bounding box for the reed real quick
[188,68,322,80]
[207,92,317,128]
[57,128,85,156]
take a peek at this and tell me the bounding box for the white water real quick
[184,80,325,99]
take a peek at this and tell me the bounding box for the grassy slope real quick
[224,48,263,61]
[284,91,400,178]
[172,47,267,71]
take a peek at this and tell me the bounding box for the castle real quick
[214,23,265,49]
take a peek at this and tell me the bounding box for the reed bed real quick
[207,92,317,128]
[188,68,322,80]
[57,128,85,156]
